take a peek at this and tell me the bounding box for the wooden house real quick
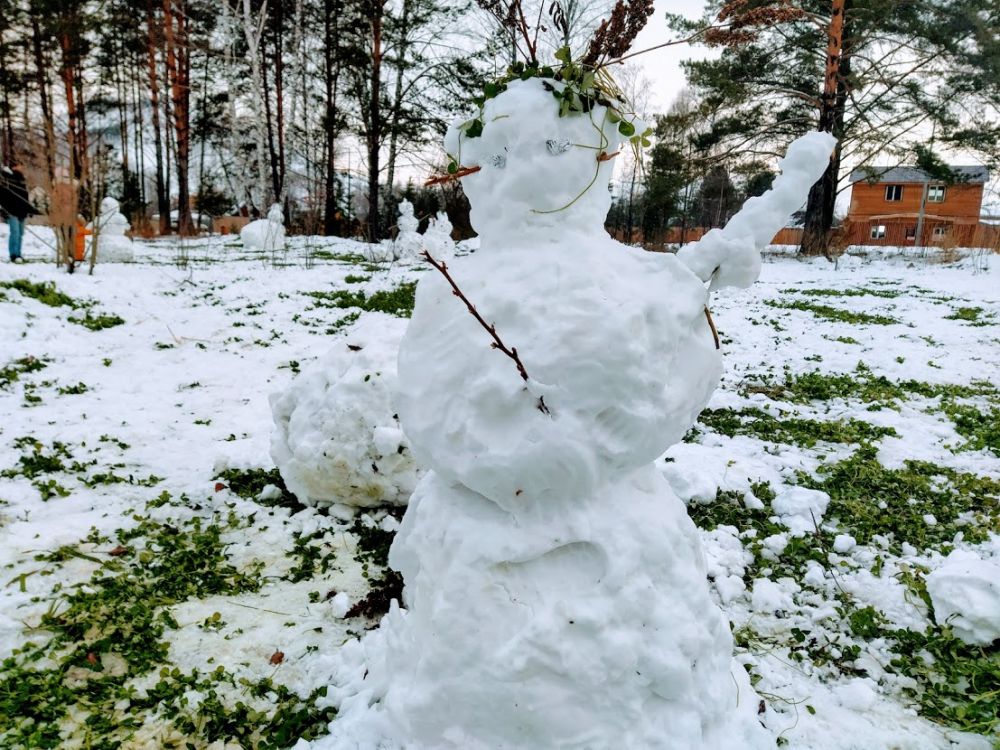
[844,165,992,247]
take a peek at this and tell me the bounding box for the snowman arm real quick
[677,132,836,290]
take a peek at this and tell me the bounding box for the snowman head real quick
[445,78,644,244]
[99,196,120,216]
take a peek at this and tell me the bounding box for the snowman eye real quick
[546,139,571,155]
[488,153,506,168]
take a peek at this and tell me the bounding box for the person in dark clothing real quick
[0,164,37,262]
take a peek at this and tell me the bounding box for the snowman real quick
[312,77,833,749]
[392,199,423,261]
[422,210,454,258]
[88,196,133,263]
[240,202,285,252]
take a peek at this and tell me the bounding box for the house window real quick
[885,184,903,201]
[933,226,949,238]
[870,224,887,240]
[927,185,946,202]
[905,226,916,240]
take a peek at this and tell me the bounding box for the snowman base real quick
[93,236,134,263]
[317,465,773,750]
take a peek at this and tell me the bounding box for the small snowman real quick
[391,199,422,261]
[422,210,454,258]
[313,74,833,749]
[88,197,133,263]
[240,202,285,252]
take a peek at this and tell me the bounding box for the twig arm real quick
[422,250,550,414]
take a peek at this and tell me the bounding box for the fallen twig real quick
[597,150,620,162]
[422,250,550,415]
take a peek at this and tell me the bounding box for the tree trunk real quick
[146,0,169,234]
[242,0,271,211]
[261,49,281,204]
[366,0,385,242]
[274,0,287,217]
[163,0,192,235]
[29,16,56,187]
[58,33,81,180]
[385,0,411,194]
[800,0,850,257]
[323,0,342,235]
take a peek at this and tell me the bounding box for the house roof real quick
[849,165,989,184]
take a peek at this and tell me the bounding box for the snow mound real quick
[269,314,419,509]
[926,551,1000,645]
[241,203,285,252]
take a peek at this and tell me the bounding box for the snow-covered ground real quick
[0,233,997,749]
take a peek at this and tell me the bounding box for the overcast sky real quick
[625,0,714,115]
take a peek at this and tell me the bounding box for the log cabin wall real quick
[848,181,984,223]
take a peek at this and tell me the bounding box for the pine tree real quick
[669,0,1000,256]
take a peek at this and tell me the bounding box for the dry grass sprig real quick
[704,0,807,47]
[583,0,655,66]
[422,250,551,415]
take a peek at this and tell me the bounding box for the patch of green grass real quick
[797,444,1000,550]
[215,466,303,510]
[68,310,125,331]
[844,588,998,737]
[688,482,828,583]
[0,279,124,330]
[694,407,897,448]
[889,627,999,737]
[0,355,48,390]
[56,382,88,395]
[0,279,80,308]
[782,286,902,299]
[0,501,271,748]
[941,401,1000,455]
[741,363,996,408]
[766,299,899,325]
[344,274,370,284]
[286,530,341,583]
[313,250,367,264]
[305,281,417,318]
[1,437,76,479]
[944,306,995,326]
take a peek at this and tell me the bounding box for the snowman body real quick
[316,79,834,749]
[89,197,133,263]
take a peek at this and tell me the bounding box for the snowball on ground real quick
[269,313,419,509]
[926,550,1000,645]
[771,486,831,536]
